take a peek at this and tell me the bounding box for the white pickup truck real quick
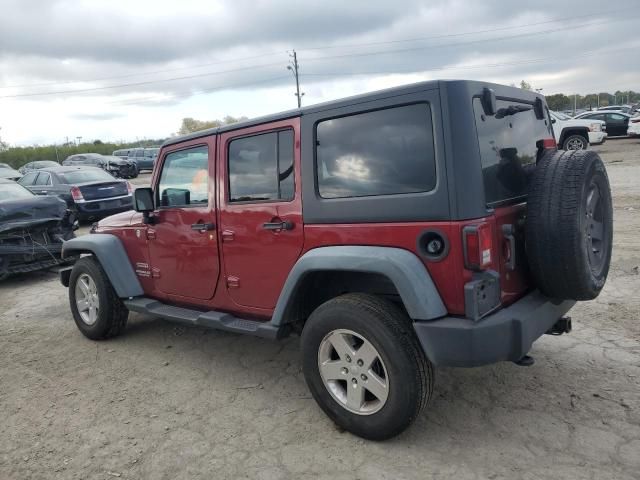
[550,110,607,150]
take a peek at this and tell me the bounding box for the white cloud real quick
[0,0,639,145]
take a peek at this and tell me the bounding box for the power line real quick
[300,46,637,78]
[302,16,639,64]
[0,61,284,99]
[1,6,636,92]
[111,46,635,108]
[108,75,291,107]
[296,5,640,52]
[0,51,287,90]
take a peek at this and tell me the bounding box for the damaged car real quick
[0,178,77,280]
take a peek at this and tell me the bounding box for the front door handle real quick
[191,222,215,232]
[263,220,294,231]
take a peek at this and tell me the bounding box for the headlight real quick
[590,123,601,132]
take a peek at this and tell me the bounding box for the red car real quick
[60,80,613,440]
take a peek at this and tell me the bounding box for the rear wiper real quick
[495,105,532,119]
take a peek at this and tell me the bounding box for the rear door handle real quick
[191,222,215,232]
[263,220,294,231]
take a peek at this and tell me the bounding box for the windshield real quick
[0,183,34,201]
[59,169,115,184]
[551,111,571,121]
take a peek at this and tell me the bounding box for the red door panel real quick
[218,119,304,310]
[147,137,220,301]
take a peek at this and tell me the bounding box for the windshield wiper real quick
[495,105,532,119]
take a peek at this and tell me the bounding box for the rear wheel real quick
[69,257,128,340]
[301,293,433,440]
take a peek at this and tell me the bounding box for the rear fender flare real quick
[270,246,447,326]
[62,233,143,298]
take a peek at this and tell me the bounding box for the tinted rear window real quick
[59,169,115,184]
[316,103,436,199]
[474,98,552,206]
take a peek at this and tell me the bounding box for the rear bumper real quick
[413,291,575,367]
[76,197,133,220]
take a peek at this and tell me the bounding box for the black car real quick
[575,111,631,137]
[18,166,133,222]
[18,160,60,175]
[62,153,138,179]
[0,178,76,279]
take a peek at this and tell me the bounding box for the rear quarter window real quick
[474,98,553,206]
[315,103,436,199]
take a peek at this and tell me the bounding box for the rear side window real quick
[158,146,209,207]
[474,98,553,206]
[35,172,51,185]
[315,103,436,199]
[19,171,39,185]
[228,130,294,202]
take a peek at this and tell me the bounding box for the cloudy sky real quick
[1,0,639,146]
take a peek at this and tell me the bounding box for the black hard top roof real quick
[163,79,446,147]
[163,79,544,148]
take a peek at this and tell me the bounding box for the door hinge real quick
[146,229,156,240]
[226,276,240,288]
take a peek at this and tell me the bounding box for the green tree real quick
[520,80,532,91]
[545,94,571,111]
[177,115,249,135]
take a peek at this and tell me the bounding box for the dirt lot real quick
[1,139,639,480]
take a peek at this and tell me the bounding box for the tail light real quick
[126,181,133,194]
[541,138,557,149]
[70,186,84,202]
[463,223,493,271]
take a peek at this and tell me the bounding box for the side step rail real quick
[123,297,282,339]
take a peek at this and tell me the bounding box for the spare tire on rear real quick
[525,149,612,300]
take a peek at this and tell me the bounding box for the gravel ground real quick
[1,139,639,480]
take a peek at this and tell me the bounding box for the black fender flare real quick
[62,234,143,298]
[270,246,447,326]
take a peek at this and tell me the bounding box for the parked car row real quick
[113,146,160,172]
[62,153,138,178]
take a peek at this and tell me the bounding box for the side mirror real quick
[481,87,497,116]
[134,187,154,212]
[551,118,556,124]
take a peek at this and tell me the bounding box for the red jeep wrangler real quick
[60,80,613,440]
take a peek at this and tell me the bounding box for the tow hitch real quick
[546,317,572,336]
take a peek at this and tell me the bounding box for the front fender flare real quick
[271,246,447,326]
[62,233,143,298]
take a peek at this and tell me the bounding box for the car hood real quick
[0,195,68,233]
[96,210,136,229]
[563,118,605,127]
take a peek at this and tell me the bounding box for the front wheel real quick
[301,293,433,440]
[69,256,128,340]
[563,134,588,150]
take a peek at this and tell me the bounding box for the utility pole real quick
[76,136,82,145]
[287,50,304,108]
[574,94,577,116]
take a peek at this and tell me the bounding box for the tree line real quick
[516,80,639,112]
